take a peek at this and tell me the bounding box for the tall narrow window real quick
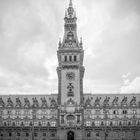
[69,56,72,61]
[26,133,29,137]
[17,132,20,136]
[9,132,12,137]
[74,55,77,61]
[64,56,67,62]
[61,115,64,124]
[34,133,38,137]
[77,115,80,123]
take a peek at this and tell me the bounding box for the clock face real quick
[66,72,75,80]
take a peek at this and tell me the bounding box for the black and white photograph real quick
[0,0,140,140]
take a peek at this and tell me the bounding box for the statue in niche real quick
[94,97,101,107]
[130,96,136,106]
[7,97,13,108]
[24,98,30,108]
[15,97,22,108]
[41,97,47,108]
[32,97,39,108]
[0,98,5,107]
[112,96,119,106]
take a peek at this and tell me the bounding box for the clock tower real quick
[57,0,85,106]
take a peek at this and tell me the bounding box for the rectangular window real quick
[77,115,80,123]
[34,133,38,137]
[51,133,55,137]
[74,55,77,61]
[17,132,20,136]
[61,115,64,124]
[26,133,29,137]
[64,56,67,62]
[69,56,72,61]
[9,132,12,137]
[43,133,46,137]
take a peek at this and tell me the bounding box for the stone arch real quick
[67,131,74,140]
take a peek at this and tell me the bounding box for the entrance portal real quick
[67,131,74,140]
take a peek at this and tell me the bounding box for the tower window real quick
[69,56,72,61]
[64,56,67,62]
[74,55,77,61]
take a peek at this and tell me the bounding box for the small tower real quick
[57,0,85,106]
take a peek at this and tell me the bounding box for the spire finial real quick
[65,8,67,17]
[69,0,73,7]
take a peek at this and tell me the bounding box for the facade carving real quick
[0,0,140,140]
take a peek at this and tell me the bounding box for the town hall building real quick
[0,0,140,140]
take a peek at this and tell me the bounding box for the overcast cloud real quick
[0,0,140,95]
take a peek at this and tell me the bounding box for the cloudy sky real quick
[0,0,140,95]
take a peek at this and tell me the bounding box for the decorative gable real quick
[7,97,13,108]
[24,98,30,108]
[15,98,22,108]
[94,97,101,108]
[0,98,5,108]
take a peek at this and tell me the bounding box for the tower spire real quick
[69,0,73,7]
